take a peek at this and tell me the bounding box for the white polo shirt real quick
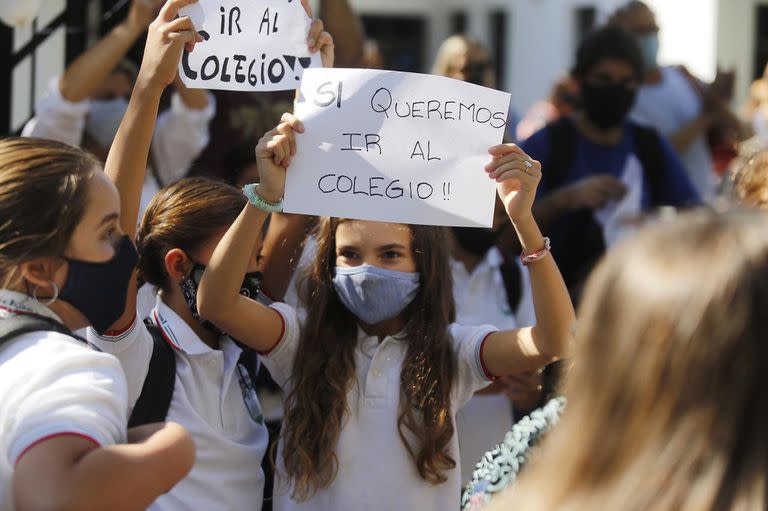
[262,302,497,511]
[88,295,269,511]
[450,248,537,484]
[0,290,128,511]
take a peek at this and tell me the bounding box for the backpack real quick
[0,314,86,346]
[0,314,258,428]
[129,319,260,427]
[543,117,667,299]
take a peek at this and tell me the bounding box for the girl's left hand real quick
[307,19,335,68]
[300,0,334,68]
[486,144,542,223]
[255,113,305,203]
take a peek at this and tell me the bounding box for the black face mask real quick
[59,235,138,334]
[180,263,263,336]
[452,226,502,257]
[581,82,637,130]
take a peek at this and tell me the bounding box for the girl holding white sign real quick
[86,0,334,510]
[197,114,575,509]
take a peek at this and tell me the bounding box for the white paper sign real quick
[179,0,320,91]
[284,68,511,227]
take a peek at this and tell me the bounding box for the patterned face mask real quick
[180,263,263,336]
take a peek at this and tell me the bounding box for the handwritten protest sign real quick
[178,0,320,92]
[283,69,511,227]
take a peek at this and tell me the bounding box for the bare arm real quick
[171,74,210,110]
[59,0,163,102]
[318,0,365,68]
[103,0,201,332]
[259,213,316,300]
[14,423,194,511]
[198,115,305,351]
[481,146,576,377]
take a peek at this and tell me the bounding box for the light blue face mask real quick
[85,97,129,149]
[333,264,420,325]
[637,33,660,71]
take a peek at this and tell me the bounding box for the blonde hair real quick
[431,35,495,88]
[727,150,768,210]
[491,209,768,511]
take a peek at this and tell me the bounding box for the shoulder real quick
[2,330,126,389]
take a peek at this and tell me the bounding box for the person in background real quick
[432,34,519,143]
[192,0,366,182]
[612,0,745,199]
[432,34,539,481]
[516,76,580,142]
[487,208,768,511]
[23,0,215,215]
[742,63,768,147]
[87,2,333,508]
[522,25,697,302]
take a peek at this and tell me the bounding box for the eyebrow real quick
[378,243,407,251]
[98,213,119,228]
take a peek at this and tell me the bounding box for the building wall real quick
[350,0,627,113]
[717,0,761,108]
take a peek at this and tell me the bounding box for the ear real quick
[165,249,193,285]
[17,258,64,293]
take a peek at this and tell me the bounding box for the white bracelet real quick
[242,184,283,213]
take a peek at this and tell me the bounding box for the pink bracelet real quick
[521,237,551,266]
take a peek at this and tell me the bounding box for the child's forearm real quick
[14,423,194,511]
[198,204,269,320]
[513,213,575,361]
[105,77,162,239]
[259,213,316,299]
[59,21,143,103]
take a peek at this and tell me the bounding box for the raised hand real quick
[486,144,542,223]
[136,0,203,93]
[307,19,335,68]
[255,113,305,203]
[126,0,166,32]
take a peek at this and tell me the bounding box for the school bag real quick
[543,117,666,299]
[128,320,261,427]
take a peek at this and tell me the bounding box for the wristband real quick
[521,237,551,266]
[243,184,283,213]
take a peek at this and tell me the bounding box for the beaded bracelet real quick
[521,237,551,266]
[242,184,283,213]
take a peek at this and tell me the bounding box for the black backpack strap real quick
[543,117,578,193]
[631,123,666,206]
[0,314,83,347]
[127,319,177,428]
[498,252,523,315]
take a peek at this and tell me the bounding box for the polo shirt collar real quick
[450,246,505,275]
[150,294,225,356]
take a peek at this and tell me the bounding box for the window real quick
[362,16,426,73]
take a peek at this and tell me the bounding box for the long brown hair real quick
[493,209,768,510]
[136,177,246,291]
[281,218,457,500]
[0,137,98,288]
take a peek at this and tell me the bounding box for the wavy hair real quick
[495,209,768,511]
[280,218,457,500]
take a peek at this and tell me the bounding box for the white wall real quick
[644,0,719,82]
[351,0,625,111]
[717,0,759,108]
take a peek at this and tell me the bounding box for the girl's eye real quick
[339,250,359,260]
[382,251,402,260]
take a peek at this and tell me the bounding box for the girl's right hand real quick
[255,113,305,203]
[137,0,204,93]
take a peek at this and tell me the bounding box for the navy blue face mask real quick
[59,235,138,334]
